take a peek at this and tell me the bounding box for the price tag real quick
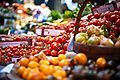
[12,57,20,63]
[92,2,115,14]
[36,28,42,35]
[0,41,28,47]
[43,29,65,36]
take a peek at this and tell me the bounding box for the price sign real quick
[0,41,28,47]
[12,57,20,63]
[43,29,65,36]
[92,2,115,14]
[36,28,42,35]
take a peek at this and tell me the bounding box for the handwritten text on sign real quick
[44,29,65,36]
[92,3,114,14]
[0,41,28,47]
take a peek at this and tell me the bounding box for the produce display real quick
[13,53,120,80]
[75,10,120,47]
[0,32,70,64]
[0,1,120,80]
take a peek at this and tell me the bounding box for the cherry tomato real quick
[110,15,118,22]
[94,13,100,19]
[50,42,60,51]
[43,49,51,56]
[51,50,58,57]
[58,50,65,55]
[116,19,120,26]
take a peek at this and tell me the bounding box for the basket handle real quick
[73,0,89,41]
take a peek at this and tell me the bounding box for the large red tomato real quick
[51,50,58,57]
[50,42,60,51]
[58,50,66,55]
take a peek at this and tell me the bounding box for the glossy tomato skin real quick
[110,15,118,22]
[43,49,51,56]
[94,13,100,19]
[116,19,120,26]
[50,42,60,51]
[51,50,58,57]
[63,43,68,51]
[58,50,66,55]
[87,14,93,20]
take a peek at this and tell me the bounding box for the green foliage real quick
[48,10,62,21]
[63,10,74,19]
[73,3,92,17]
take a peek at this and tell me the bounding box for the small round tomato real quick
[50,42,60,51]
[96,57,107,68]
[58,50,65,55]
[87,14,93,20]
[63,43,68,51]
[110,14,118,22]
[19,57,29,67]
[43,49,51,56]
[94,13,100,19]
[116,19,120,26]
[51,50,58,57]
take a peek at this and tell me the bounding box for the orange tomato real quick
[40,65,54,75]
[59,59,70,67]
[26,70,44,80]
[74,53,87,65]
[19,57,29,67]
[96,57,107,68]
[39,60,50,65]
[53,70,66,79]
[58,54,66,61]
[17,66,26,76]
[50,57,59,65]
[28,61,39,68]
[22,68,31,79]
[29,55,39,62]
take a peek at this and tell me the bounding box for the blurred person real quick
[33,3,51,22]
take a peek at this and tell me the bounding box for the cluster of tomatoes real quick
[79,10,120,38]
[0,45,41,64]
[0,31,70,64]
[35,33,70,56]
[17,53,120,80]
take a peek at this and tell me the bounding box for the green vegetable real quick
[48,10,62,21]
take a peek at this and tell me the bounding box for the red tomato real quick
[43,49,51,56]
[116,19,120,26]
[37,36,43,42]
[63,43,68,51]
[105,21,111,30]
[50,42,60,51]
[58,50,66,55]
[87,14,93,20]
[51,50,58,57]
[36,42,43,46]
[58,36,67,44]
[104,11,111,19]
[110,15,118,22]
[94,13,100,19]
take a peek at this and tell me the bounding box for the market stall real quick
[0,0,120,80]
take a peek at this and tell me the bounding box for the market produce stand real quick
[0,0,120,80]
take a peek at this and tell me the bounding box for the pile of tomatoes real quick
[0,45,41,64]
[35,33,70,57]
[78,10,120,38]
[16,53,120,80]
